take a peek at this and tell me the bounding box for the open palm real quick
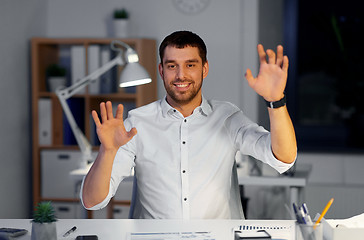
[245,44,289,102]
[92,101,137,150]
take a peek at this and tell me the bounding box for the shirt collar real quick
[160,96,212,118]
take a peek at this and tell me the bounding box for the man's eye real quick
[167,65,176,69]
[187,64,195,68]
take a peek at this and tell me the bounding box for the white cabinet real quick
[41,149,134,218]
[51,202,85,219]
[41,150,97,198]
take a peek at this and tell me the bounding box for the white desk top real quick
[0,219,297,240]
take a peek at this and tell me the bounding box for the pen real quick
[302,203,313,224]
[292,203,303,224]
[63,226,77,237]
[314,198,334,229]
[299,207,307,224]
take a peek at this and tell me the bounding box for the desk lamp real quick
[56,40,152,168]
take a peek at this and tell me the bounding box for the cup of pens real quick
[294,198,334,240]
[297,223,323,240]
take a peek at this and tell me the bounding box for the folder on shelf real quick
[100,45,114,94]
[88,45,101,94]
[71,45,86,94]
[63,98,85,145]
[38,98,52,145]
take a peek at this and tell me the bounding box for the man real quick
[81,31,297,219]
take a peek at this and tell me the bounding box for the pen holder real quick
[297,223,323,240]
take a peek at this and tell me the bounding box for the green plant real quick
[46,64,66,77]
[113,8,129,19]
[32,202,57,223]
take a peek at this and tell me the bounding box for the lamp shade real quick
[119,62,152,88]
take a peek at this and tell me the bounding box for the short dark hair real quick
[159,31,207,64]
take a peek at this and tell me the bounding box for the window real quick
[285,0,364,151]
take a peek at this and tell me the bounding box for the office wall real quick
[0,0,48,218]
[46,0,245,109]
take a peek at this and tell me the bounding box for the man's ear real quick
[158,63,164,78]
[202,61,209,79]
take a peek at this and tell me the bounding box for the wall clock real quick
[173,0,211,15]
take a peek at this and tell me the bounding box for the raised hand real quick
[92,101,137,151]
[245,44,289,102]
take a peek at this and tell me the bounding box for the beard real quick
[163,77,203,105]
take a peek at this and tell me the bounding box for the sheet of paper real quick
[326,212,364,228]
[127,231,215,240]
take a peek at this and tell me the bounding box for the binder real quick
[100,45,113,94]
[38,98,52,145]
[71,45,86,94]
[88,45,101,94]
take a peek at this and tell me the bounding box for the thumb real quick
[127,127,137,140]
[245,68,255,88]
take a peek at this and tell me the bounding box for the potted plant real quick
[31,201,57,240]
[46,63,67,92]
[113,8,129,38]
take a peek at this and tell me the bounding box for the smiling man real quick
[80,31,297,219]
[159,43,208,116]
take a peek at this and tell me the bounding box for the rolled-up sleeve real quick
[227,110,296,174]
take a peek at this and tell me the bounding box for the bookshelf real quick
[31,38,157,218]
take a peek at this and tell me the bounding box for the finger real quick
[282,55,289,73]
[126,127,138,140]
[100,102,107,123]
[257,44,267,64]
[267,49,276,64]
[245,68,256,88]
[106,101,114,120]
[91,110,101,127]
[276,45,284,67]
[115,104,124,120]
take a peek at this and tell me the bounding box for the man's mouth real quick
[173,82,191,90]
[176,83,189,88]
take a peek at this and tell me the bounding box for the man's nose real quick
[176,66,187,80]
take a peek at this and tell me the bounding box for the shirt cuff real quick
[267,147,297,174]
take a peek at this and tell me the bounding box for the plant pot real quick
[31,222,57,240]
[47,76,66,92]
[113,19,129,38]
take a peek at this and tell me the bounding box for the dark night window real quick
[284,0,364,152]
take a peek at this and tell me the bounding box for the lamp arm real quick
[55,54,124,167]
[57,55,123,99]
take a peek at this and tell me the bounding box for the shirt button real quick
[182,170,186,173]
[173,109,176,112]
[182,141,186,144]
[184,119,187,123]
[184,198,187,201]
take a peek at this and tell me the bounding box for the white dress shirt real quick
[81,97,295,219]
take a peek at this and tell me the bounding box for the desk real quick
[238,175,306,207]
[0,219,297,240]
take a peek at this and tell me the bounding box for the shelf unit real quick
[31,38,157,218]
